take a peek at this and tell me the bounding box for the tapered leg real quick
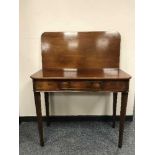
[34,92,44,146]
[112,92,118,128]
[118,92,128,148]
[44,92,50,126]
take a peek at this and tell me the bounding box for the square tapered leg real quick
[118,92,128,148]
[112,92,118,128]
[34,92,44,146]
[44,92,50,126]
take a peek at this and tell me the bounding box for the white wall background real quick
[19,0,134,116]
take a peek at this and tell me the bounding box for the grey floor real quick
[19,120,134,155]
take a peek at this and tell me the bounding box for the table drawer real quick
[34,80,129,92]
[60,81,89,90]
[34,80,91,91]
[59,81,105,90]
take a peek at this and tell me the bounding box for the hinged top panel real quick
[41,31,120,70]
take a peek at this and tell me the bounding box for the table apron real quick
[33,79,129,92]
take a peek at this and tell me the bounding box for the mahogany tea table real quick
[30,31,131,148]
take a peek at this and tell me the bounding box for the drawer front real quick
[60,81,89,90]
[34,80,129,92]
[34,80,90,91]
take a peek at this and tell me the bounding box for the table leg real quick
[34,92,44,146]
[112,92,117,128]
[118,92,128,148]
[44,92,50,126]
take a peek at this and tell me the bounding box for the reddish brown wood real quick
[41,32,121,70]
[118,92,128,148]
[30,31,131,148]
[34,92,44,146]
[33,79,129,92]
[44,92,50,126]
[112,92,118,128]
[31,68,131,80]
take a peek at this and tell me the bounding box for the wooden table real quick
[30,32,131,148]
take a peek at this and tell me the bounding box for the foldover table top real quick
[30,31,132,148]
[31,31,131,80]
[31,68,131,80]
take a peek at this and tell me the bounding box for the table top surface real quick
[31,68,131,80]
[41,32,121,70]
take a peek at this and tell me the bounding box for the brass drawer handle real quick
[60,81,70,89]
[87,81,104,88]
[47,82,54,86]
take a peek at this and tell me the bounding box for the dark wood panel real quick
[33,79,129,92]
[41,32,121,70]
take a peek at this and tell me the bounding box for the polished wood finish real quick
[31,68,131,92]
[112,92,118,128]
[119,92,128,148]
[34,92,44,146]
[44,92,50,126]
[31,68,131,80]
[41,32,120,70]
[33,78,129,92]
[31,31,131,147]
